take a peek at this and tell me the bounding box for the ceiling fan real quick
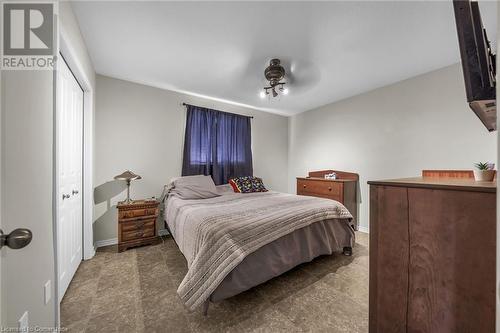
[260,58,288,98]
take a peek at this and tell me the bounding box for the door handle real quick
[62,194,70,200]
[0,228,32,250]
[72,190,79,195]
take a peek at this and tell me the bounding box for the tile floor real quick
[61,231,369,332]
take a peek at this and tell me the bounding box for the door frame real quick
[58,23,94,262]
[54,18,95,316]
[0,38,3,328]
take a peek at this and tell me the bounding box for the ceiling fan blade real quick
[286,59,321,94]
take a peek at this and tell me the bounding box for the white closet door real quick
[57,57,84,301]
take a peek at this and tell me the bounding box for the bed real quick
[163,179,355,314]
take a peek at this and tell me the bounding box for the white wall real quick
[94,75,289,242]
[289,63,497,231]
[59,2,95,89]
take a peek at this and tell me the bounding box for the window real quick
[182,105,253,185]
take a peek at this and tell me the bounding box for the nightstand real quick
[117,199,159,252]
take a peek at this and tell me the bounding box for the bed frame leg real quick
[202,300,209,316]
[343,246,352,256]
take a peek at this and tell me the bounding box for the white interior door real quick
[1,70,57,328]
[57,57,84,302]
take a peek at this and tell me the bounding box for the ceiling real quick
[72,1,497,116]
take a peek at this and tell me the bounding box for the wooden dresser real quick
[117,199,160,252]
[368,175,496,332]
[296,170,358,226]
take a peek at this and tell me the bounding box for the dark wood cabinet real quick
[368,177,496,333]
[117,199,160,252]
[296,170,358,227]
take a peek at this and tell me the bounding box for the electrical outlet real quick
[18,311,28,331]
[44,280,51,304]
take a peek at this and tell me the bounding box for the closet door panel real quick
[57,57,84,301]
[369,185,409,333]
[407,188,495,333]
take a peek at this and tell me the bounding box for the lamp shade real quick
[114,170,142,181]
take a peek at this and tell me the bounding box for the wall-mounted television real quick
[453,0,496,131]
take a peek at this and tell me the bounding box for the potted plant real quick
[473,162,496,181]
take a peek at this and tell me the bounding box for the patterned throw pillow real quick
[229,176,268,193]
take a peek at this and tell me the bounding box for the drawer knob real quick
[303,185,307,188]
[328,187,332,191]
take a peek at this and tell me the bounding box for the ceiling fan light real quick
[259,91,266,99]
[263,58,288,99]
[283,88,289,95]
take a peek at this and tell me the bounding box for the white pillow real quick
[216,184,234,195]
[169,175,220,199]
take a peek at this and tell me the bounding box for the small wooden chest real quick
[117,199,159,252]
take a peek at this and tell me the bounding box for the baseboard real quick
[95,229,170,248]
[95,238,118,248]
[83,246,96,260]
[357,226,369,233]
[158,229,170,236]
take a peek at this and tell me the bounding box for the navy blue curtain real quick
[182,105,253,185]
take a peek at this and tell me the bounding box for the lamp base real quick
[125,181,132,204]
[118,198,136,206]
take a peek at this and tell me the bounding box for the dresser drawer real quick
[119,207,158,220]
[297,179,342,197]
[121,224,155,242]
[301,192,343,203]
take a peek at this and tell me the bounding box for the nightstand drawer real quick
[119,208,158,219]
[121,219,155,232]
[122,225,155,242]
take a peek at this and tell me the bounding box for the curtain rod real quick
[182,103,254,119]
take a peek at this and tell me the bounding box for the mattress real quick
[164,189,354,309]
[210,216,354,301]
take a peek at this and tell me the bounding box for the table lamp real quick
[114,170,142,204]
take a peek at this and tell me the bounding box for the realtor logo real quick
[1,2,54,69]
